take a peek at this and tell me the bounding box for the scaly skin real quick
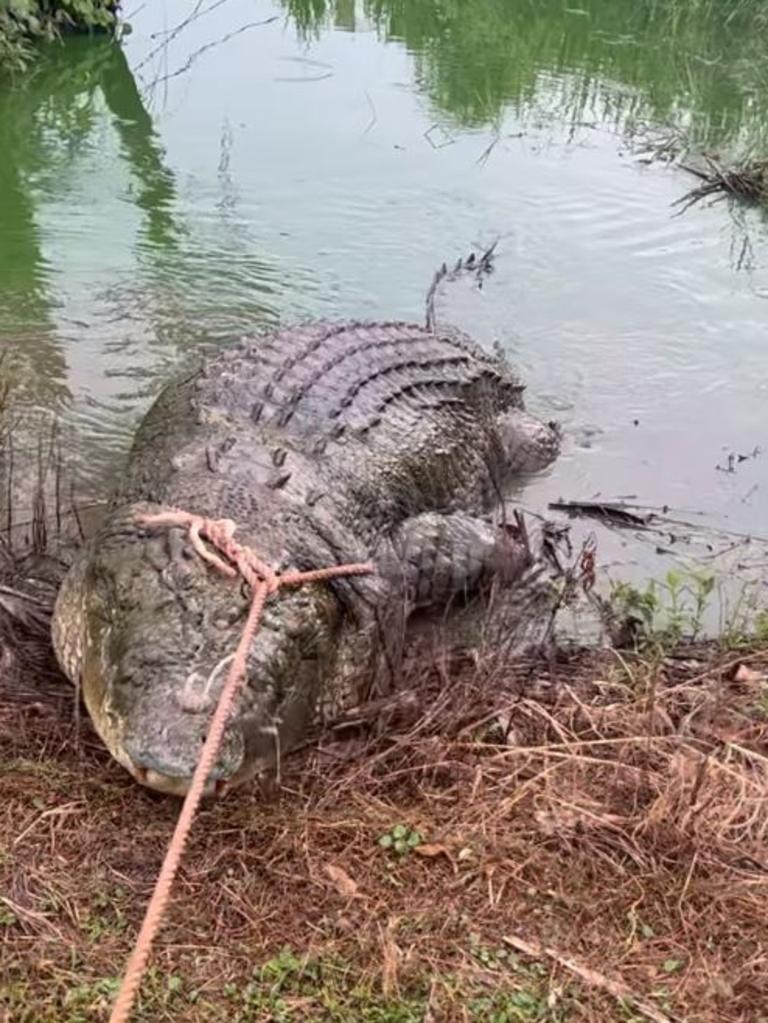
[52,321,560,796]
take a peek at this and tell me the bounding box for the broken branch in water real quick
[546,498,768,577]
[630,124,768,212]
[675,154,768,212]
[549,500,652,529]
[144,16,279,90]
[549,499,768,547]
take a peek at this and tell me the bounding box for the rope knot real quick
[136,509,280,592]
[136,506,373,597]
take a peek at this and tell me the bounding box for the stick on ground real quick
[502,934,680,1023]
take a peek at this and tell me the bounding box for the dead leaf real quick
[414,843,450,859]
[323,863,360,898]
[734,664,767,686]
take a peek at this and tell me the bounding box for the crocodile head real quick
[52,504,343,797]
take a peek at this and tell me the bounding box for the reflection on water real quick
[0,38,180,413]
[0,33,280,485]
[0,0,767,608]
[286,0,768,146]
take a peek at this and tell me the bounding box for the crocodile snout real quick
[125,758,229,798]
[121,714,246,798]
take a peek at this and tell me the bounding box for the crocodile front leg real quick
[340,511,553,706]
[377,510,538,612]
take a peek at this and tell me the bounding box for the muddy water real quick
[1,0,767,616]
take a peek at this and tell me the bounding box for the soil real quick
[2,628,768,1023]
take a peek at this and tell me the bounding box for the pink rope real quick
[108,509,373,1023]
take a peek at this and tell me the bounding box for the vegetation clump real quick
[0,0,119,72]
[676,155,768,211]
[2,454,768,1022]
[3,626,768,1021]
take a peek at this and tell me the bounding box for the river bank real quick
[3,3,768,1018]
[0,1,119,71]
[2,592,768,1021]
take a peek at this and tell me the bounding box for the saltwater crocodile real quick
[52,320,560,796]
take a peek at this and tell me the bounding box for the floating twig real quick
[145,16,279,90]
[423,123,455,150]
[549,500,651,529]
[363,91,377,135]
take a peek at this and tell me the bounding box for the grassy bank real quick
[0,0,119,71]
[2,633,768,1022]
[2,424,768,1020]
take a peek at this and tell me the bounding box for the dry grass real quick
[2,628,768,1022]
[675,156,768,212]
[630,124,768,215]
[1,404,767,1021]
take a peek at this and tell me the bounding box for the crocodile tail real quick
[424,241,499,334]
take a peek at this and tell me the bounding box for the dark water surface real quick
[2,0,767,608]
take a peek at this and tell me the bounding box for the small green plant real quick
[79,887,128,941]
[378,823,424,856]
[223,949,427,1021]
[752,688,768,720]
[720,587,768,649]
[62,976,120,1017]
[627,907,655,943]
[608,578,660,644]
[0,904,18,927]
[470,942,507,970]
[257,948,308,992]
[0,0,120,73]
[468,988,562,1022]
[608,568,716,649]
